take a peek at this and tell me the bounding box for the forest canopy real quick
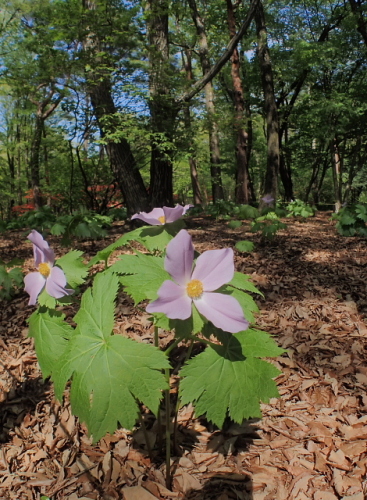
[0,0,367,217]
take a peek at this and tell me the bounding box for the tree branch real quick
[175,0,259,105]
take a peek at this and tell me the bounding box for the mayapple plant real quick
[26,204,284,488]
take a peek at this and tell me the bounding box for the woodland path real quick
[0,213,366,500]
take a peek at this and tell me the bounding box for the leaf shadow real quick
[181,472,253,500]
[0,375,51,443]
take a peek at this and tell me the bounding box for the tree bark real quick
[182,50,203,205]
[331,137,343,212]
[253,0,279,206]
[226,0,253,205]
[187,0,224,202]
[146,0,177,207]
[82,0,150,215]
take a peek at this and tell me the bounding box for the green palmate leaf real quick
[89,220,184,267]
[235,240,254,253]
[228,220,242,229]
[88,229,141,266]
[37,288,57,308]
[180,329,284,427]
[151,304,205,337]
[57,251,88,288]
[229,272,263,297]
[74,272,119,340]
[53,273,169,442]
[28,308,74,379]
[111,252,169,304]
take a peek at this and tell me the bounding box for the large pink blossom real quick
[146,230,249,333]
[24,230,73,305]
[131,204,193,226]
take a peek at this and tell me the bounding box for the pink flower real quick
[146,230,249,333]
[24,230,73,305]
[131,204,193,225]
[261,194,274,205]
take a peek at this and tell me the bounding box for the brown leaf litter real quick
[0,213,366,499]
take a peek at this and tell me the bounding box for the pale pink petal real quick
[183,204,193,214]
[194,292,249,333]
[165,229,194,286]
[146,280,192,320]
[163,205,184,223]
[192,248,234,291]
[131,208,165,225]
[28,230,55,265]
[24,271,46,305]
[45,266,73,299]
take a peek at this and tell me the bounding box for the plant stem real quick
[164,336,182,357]
[154,325,159,348]
[188,334,218,348]
[164,368,172,489]
[173,339,194,454]
[138,412,153,461]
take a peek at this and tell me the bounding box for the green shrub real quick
[0,259,24,300]
[286,199,316,218]
[251,212,287,240]
[332,204,367,236]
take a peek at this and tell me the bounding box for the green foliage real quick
[204,202,259,220]
[228,220,242,229]
[28,308,73,378]
[108,207,127,221]
[234,204,259,220]
[0,259,24,300]
[56,251,88,288]
[332,204,367,237]
[32,273,170,442]
[235,240,255,253]
[90,219,185,266]
[180,329,284,427]
[50,211,113,245]
[251,213,287,240]
[111,252,170,305]
[286,199,316,218]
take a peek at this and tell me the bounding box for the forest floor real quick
[0,212,367,500]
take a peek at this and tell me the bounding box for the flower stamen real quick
[186,279,204,299]
[38,262,51,278]
[158,216,166,224]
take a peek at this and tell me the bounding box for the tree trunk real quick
[331,137,343,212]
[29,114,44,209]
[182,49,203,205]
[187,0,224,202]
[253,0,279,206]
[146,0,177,208]
[82,0,150,215]
[226,0,253,205]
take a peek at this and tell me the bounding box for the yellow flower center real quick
[158,215,166,224]
[38,262,51,278]
[186,279,204,299]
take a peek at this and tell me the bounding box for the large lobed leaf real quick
[28,308,74,379]
[180,329,284,428]
[111,252,170,305]
[52,272,169,442]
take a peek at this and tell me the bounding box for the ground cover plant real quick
[24,205,283,491]
[1,212,367,499]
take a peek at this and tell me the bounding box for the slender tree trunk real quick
[29,114,44,209]
[226,0,253,205]
[182,50,203,205]
[331,137,343,212]
[188,0,224,202]
[253,0,279,206]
